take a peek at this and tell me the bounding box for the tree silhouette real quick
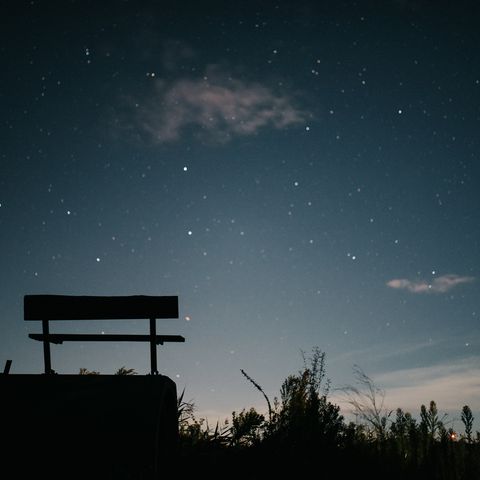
[420,400,447,441]
[461,405,474,443]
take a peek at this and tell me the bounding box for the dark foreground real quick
[1,372,478,479]
[177,433,480,480]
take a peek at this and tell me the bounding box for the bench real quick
[24,295,185,375]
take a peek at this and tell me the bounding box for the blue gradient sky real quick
[1,1,479,427]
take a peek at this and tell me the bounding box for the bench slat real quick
[24,295,179,320]
[29,333,185,345]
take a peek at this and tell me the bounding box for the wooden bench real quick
[24,295,185,375]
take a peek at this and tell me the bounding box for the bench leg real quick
[42,320,53,374]
[150,318,158,375]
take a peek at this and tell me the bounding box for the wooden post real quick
[3,359,12,374]
[149,318,158,375]
[42,319,52,374]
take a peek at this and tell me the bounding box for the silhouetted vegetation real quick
[71,353,479,478]
[178,348,480,479]
[79,366,137,375]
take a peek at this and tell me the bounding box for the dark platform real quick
[0,374,178,479]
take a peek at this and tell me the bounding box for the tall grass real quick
[178,348,480,479]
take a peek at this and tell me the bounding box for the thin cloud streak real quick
[374,359,480,412]
[331,358,480,417]
[330,339,444,365]
[130,69,308,143]
[387,274,474,294]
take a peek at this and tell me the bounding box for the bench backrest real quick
[24,295,179,320]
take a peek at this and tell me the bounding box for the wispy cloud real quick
[128,68,308,144]
[387,274,474,294]
[330,339,444,366]
[331,358,480,418]
[374,359,480,412]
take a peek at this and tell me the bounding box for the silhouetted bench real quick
[24,295,185,374]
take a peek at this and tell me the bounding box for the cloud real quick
[374,359,480,412]
[386,274,474,294]
[331,358,480,426]
[129,68,308,144]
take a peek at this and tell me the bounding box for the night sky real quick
[1,1,479,424]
